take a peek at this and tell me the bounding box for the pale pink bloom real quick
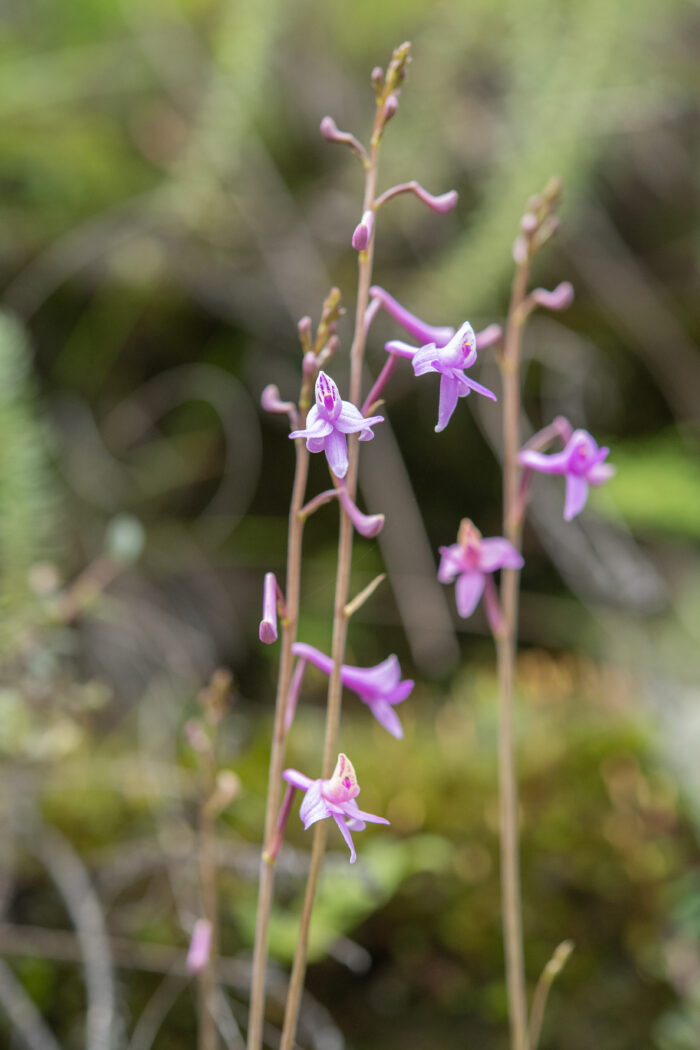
[518,428,615,521]
[283,754,389,863]
[289,372,383,479]
[292,642,413,739]
[438,519,523,619]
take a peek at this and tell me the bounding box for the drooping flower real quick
[518,428,615,521]
[289,372,383,479]
[283,753,389,863]
[438,519,523,622]
[292,641,413,739]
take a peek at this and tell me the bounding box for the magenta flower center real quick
[316,372,341,421]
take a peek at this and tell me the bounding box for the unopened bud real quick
[297,315,312,352]
[371,66,384,92]
[520,212,538,235]
[383,94,399,121]
[531,281,574,312]
[261,384,295,415]
[302,351,318,378]
[320,115,339,141]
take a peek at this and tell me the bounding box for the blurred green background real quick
[0,0,699,1048]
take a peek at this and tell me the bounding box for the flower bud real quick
[352,210,375,251]
[338,488,384,538]
[259,572,278,644]
[261,384,295,415]
[530,281,574,312]
[520,212,538,235]
[320,115,339,141]
[383,93,399,121]
[297,314,312,352]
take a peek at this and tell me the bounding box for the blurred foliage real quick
[0,0,698,1047]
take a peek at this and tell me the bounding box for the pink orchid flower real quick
[283,754,389,863]
[289,372,383,479]
[438,519,523,620]
[292,641,414,739]
[518,428,615,521]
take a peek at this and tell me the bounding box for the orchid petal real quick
[479,537,524,573]
[518,448,571,475]
[412,344,440,377]
[588,462,616,485]
[455,571,485,618]
[299,781,329,828]
[331,813,357,863]
[459,374,497,402]
[369,699,404,739]
[344,799,390,826]
[283,768,314,791]
[436,374,460,432]
[324,429,349,478]
[564,474,589,521]
[437,544,465,583]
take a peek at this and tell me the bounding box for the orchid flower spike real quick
[438,519,523,620]
[409,322,497,432]
[518,427,615,521]
[293,641,413,739]
[283,754,389,863]
[289,371,383,479]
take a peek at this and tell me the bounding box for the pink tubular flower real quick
[518,428,615,521]
[369,285,455,347]
[259,571,278,644]
[408,322,497,432]
[438,519,523,620]
[289,372,383,479]
[283,753,389,863]
[292,641,413,739]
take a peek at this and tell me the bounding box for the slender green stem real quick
[278,96,385,1050]
[496,257,531,1050]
